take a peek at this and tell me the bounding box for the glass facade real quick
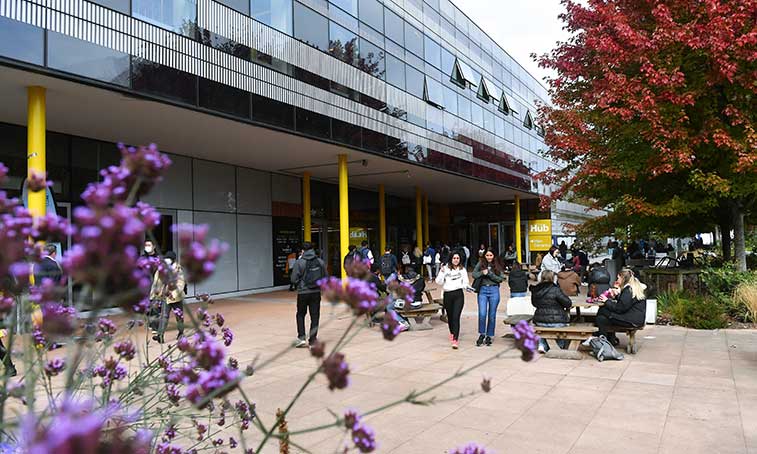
[0,0,556,194]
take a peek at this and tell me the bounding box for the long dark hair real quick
[478,248,503,273]
[446,252,464,270]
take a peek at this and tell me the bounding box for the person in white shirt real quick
[462,244,471,270]
[435,252,469,349]
[539,246,562,283]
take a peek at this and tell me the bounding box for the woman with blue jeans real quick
[472,248,505,347]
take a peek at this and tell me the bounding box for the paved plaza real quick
[211,290,757,454]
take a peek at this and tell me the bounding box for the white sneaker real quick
[410,300,422,309]
[295,339,308,348]
[537,344,546,354]
[581,337,593,347]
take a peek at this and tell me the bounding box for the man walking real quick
[379,246,399,282]
[290,242,326,348]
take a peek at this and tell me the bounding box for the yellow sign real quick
[349,228,368,247]
[528,220,552,251]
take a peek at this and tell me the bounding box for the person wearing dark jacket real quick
[508,263,529,297]
[290,243,327,348]
[472,248,505,346]
[34,244,63,285]
[596,268,647,346]
[397,264,425,309]
[531,270,572,352]
[587,263,611,299]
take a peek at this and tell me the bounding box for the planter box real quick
[646,299,657,324]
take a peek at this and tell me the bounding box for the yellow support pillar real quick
[303,172,311,242]
[27,86,46,219]
[515,195,523,263]
[423,194,429,248]
[415,187,423,252]
[338,155,349,278]
[378,184,386,255]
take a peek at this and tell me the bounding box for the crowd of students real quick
[287,239,647,353]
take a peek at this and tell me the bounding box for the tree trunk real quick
[719,217,732,261]
[732,203,747,272]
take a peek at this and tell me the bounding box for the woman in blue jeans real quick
[472,248,505,347]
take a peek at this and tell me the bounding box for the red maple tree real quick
[537,0,757,270]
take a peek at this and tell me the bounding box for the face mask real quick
[145,246,154,254]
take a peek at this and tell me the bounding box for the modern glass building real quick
[0,0,596,298]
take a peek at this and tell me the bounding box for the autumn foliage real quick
[537,0,757,267]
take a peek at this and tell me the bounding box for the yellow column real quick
[378,184,386,255]
[423,194,429,247]
[515,195,522,263]
[415,187,423,251]
[303,172,311,242]
[28,86,46,219]
[338,155,349,278]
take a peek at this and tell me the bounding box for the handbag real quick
[471,276,484,293]
[589,335,624,362]
[422,255,432,265]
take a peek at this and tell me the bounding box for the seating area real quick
[393,290,443,331]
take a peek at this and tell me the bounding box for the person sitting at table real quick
[557,263,581,297]
[587,262,611,299]
[595,268,647,346]
[508,262,529,297]
[397,263,425,309]
[530,270,572,353]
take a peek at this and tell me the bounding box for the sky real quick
[451,0,572,85]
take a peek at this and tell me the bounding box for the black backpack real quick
[302,258,325,290]
[380,254,394,275]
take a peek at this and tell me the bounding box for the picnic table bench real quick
[392,290,442,331]
[608,324,643,354]
[533,323,596,351]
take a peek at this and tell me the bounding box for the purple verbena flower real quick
[450,442,490,454]
[511,320,539,362]
[351,422,377,453]
[380,311,403,341]
[156,442,182,454]
[38,302,76,338]
[221,327,233,347]
[27,170,49,192]
[92,357,128,388]
[114,340,136,361]
[343,409,360,430]
[173,224,228,284]
[214,313,225,327]
[323,352,350,391]
[44,358,66,377]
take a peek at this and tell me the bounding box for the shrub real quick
[658,291,727,329]
[701,264,757,321]
[733,282,757,323]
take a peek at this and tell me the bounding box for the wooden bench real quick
[608,325,643,354]
[533,324,596,351]
[396,303,442,331]
[501,315,534,338]
[423,290,446,323]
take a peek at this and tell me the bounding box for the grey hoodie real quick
[290,249,327,294]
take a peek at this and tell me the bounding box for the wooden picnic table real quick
[571,301,602,322]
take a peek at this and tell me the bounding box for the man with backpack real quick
[359,240,374,265]
[379,246,399,282]
[290,242,327,348]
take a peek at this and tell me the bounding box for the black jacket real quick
[508,269,529,294]
[290,250,327,294]
[588,266,611,296]
[34,256,63,285]
[530,282,572,324]
[369,273,387,295]
[603,286,646,327]
[398,271,425,302]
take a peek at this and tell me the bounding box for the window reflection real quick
[133,0,198,37]
[404,23,423,57]
[199,78,251,118]
[330,0,357,16]
[132,58,197,104]
[358,0,383,33]
[385,53,405,89]
[252,94,294,128]
[384,9,404,45]
[358,39,385,79]
[47,32,130,86]
[424,35,441,69]
[0,17,43,65]
[252,0,293,34]
[405,65,425,99]
[424,77,444,108]
[294,3,329,50]
[329,22,359,65]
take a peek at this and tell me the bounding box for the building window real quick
[330,0,357,16]
[404,23,423,57]
[296,108,331,138]
[0,17,43,65]
[458,94,471,122]
[451,58,477,88]
[329,22,359,65]
[90,0,129,13]
[133,0,198,37]
[294,3,329,50]
[536,123,546,137]
[479,77,502,104]
[442,85,458,114]
[47,32,130,86]
[424,35,441,70]
[199,78,251,118]
[217,0,249,14]
[471,102,483,128]
[441,47,455,79]
[358,39,385,79]
[477,77,491,102]
[423,77,444,108]
[252,0,293,34]
[523,110,534,129]
[252,94,294,128]
[406,65,425,99]
[500,92,517,116]
[358,0,384,33]
[132,58,197,104]
[385,53,405,89]
[384,9,404,45]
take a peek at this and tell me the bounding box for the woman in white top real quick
[540,246,562,282]
[435,252,469,349]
